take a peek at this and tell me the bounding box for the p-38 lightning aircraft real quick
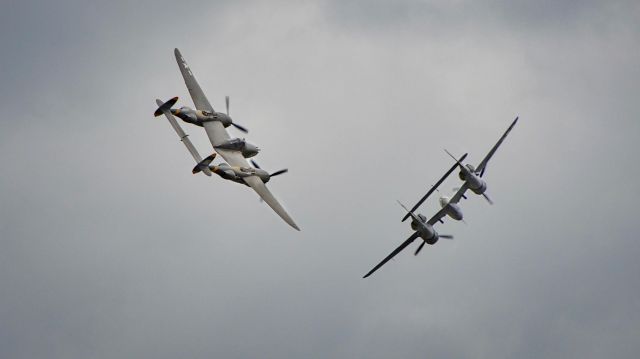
[400,117,519,223]
[153,49,300,231]
[363,153,467,278]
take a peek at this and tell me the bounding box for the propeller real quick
[251,160,288,178]
[414,234,454,255]
[270,169,288,177]
[482,192,493,205]
[232,122,249,133]
[225,95,249,133]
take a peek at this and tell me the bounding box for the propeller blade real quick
[440,234,454,239]
[270,169,288,177]
[414,241,426,256]
[482,192,494,205]
[250,160,261,169]
[225,96,249,133]
[231,122,249,133]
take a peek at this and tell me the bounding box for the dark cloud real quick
[1,1,639,358]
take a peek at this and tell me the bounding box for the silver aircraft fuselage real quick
[439,196,464,221]
[214,138,259,158]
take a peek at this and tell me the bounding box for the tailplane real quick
[154,97,179,117]
[192,153,216,174]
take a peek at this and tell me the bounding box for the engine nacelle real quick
[426,233,439,245]
[410,214,427,231]
[458,164,476,180]
[458,164,487,195]
[417,230,438,245]
[219,170,237,180]
[171,106,201,126]
[469,179,487,195]
[210,164,237,180]
[215,112,233,127]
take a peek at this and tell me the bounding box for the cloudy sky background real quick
[1,1,639,358]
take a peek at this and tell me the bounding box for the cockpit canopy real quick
[180,106,193,113]
[227,138,244,145]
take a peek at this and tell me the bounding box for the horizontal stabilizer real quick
[193,153,216,174]
[154,96,179,117]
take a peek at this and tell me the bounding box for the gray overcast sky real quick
[1,1,639,358]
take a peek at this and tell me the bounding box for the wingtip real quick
[174,48,183,62]
[281,212,301,231]
[279,211,301,231]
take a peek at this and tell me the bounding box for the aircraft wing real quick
[475,117,518,177]
[427,207,449,226]
[174,48,215,112]
[363,232,420,278]
[174,48,234,149]
[242,175,300,231]
[203,123,300,231]
[449,183,469,204]
[202,120,232,147]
